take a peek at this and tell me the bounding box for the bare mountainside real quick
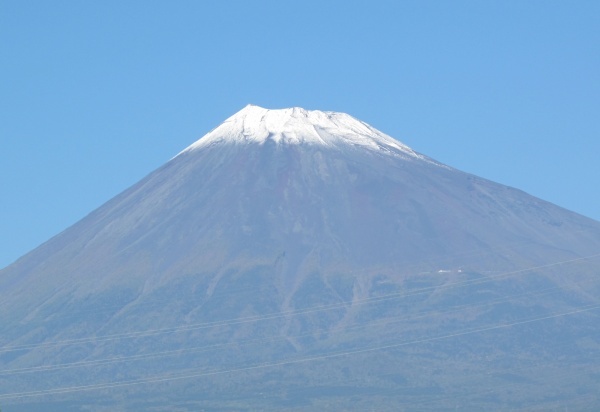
[1,105,600,411]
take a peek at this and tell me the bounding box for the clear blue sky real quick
[1,1,599,268]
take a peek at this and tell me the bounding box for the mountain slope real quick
[1,105,600,411]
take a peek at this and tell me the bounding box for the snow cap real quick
[180,104,422,159]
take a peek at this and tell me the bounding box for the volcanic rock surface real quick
[1,105,600,411]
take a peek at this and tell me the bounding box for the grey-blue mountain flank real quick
[1,106,600,411]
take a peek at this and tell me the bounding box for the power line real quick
[1,252,597,354]
[0,284,568,376]
[1,303,598,401]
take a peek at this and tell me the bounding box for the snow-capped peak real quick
[179,105,424,160]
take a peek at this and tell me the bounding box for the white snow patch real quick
[177,105,431,162]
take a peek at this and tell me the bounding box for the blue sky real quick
[1,1,599,268]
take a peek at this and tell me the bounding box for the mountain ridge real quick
[179,105,430,161]
[1,106,600,410]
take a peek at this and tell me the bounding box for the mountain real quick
[1,105,600,411]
